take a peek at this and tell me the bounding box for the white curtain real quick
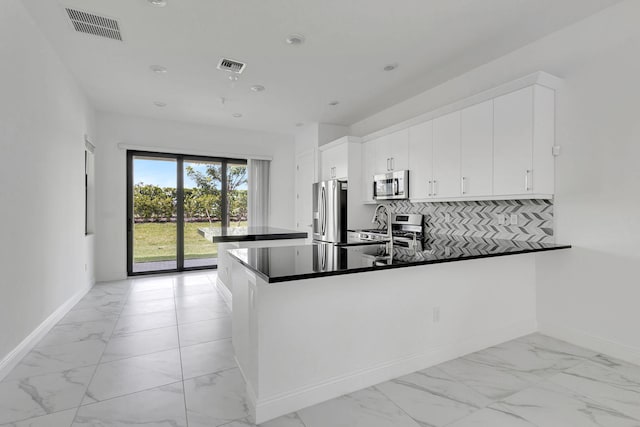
[247,159,270,227]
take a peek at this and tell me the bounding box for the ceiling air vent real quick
[217,58,246,74]
[65,8,122,41]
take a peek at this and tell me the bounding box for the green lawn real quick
[133,221,246,263]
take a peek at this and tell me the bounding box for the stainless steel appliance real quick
[373,170,409,200]
[355,213,423,250]
[312,179,348,244]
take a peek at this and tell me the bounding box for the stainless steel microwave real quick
[373,170,409,200]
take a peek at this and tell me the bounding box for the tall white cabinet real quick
[460,100,494,197]
[432,111,461,198]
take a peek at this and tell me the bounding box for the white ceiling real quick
[23,0,620,134]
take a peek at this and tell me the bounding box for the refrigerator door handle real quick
[320,186,326,235]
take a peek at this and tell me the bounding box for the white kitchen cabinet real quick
[408,120,433,200]
[319,142,348,180]
[370,128,409,174]
[493,86,554,196]
[432,111,461,198]
[461,100,493,197]
[361,141,376,202]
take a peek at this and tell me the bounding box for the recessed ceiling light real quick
[148,0,167,7]
[383,63,398,72]
[250,85,265,92]
[154,101,167,107]
[285,34,305,45]
[295,123,304,127]
[232,113,243,118]
[328,101,340,106]
[150,65,167,74]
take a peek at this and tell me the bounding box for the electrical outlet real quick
[497,213,505,225]
[433,307,441,323]
[445,212,451,223]
[510,214,518,225]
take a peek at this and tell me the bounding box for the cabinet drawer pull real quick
[461,176,467,195]
[525,170,531,191]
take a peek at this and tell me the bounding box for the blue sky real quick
[134,158,247,189]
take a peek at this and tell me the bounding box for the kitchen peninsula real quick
[229,238,570,423]
[198,226,307,302]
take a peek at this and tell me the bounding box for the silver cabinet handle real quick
[390,157,394,171]
[525,170,531,191]
[433,180,437,196]
[428,180,432,196]
[461,176,467,195]
[386,158,390,171]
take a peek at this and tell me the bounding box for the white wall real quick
[0,0,95,364]
[95,112,295,281]
[350,0,640,362]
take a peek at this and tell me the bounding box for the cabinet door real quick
[387,128,409,171]
[493,87,533,195]
[461,100,493,197]
[361,142,376,202]
[432,111,461,198]
[319,144,347,180]
[408,121,433,200]
[373,135,391,174]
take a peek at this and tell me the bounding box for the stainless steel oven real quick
[373,170,409,200]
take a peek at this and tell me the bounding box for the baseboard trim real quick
[539,322,640,365]
[253,319,536,423]
[215,277,232,311]
[0,282,93,381]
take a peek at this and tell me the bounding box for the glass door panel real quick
[131,156,177,273]
[183,160,222,269]
[226,162,248,228]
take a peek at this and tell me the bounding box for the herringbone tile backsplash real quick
[383,199,554,243]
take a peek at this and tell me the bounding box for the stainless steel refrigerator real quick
[312,179,348,244]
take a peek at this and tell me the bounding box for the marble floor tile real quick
[130,277,174,293]
[259,413,307,427]
[0,367,94,424]
[176,305,230,324]
[0,408,78,427]
[84,349,182,403]
[112,309,177,336]
[180,339,236,379]
[548,360,640,421]
[297,386,422,427]
[173,284,218,298]
[36,319,115,348]
[376,367,488,426]
[126,287,175,303]
[175,294,227,310]
[178,316,231,347]
[446,407,537,427]
[73,293,126,311]
[120,298,176,316]
[174,274,213,288]
[437,352,540,401]
[590,353,640,382]
[490,380,640,427]
[58,308,119,325]
[73,382,187,427]
[101,325,179,362]
[87,282,130,297]
[183,368,250,427]
[6,340,106,380]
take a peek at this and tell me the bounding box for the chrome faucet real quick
[372,204,393,257]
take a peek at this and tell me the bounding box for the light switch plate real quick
[497,213,505,225]
[510,214,518,225]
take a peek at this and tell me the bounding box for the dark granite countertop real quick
[228,236,571,283]
[198,226,307,243]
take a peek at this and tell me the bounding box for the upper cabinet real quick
[319,142,348,181]
[361,73,559,203]
[432,111,461,198]
[408,120,433,200]
[493,86,554,196]
[372,129,409,174]
[460,100,494,197]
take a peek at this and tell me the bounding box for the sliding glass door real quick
[127,151,247,275]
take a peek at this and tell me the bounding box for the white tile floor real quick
[2,271,640,426]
